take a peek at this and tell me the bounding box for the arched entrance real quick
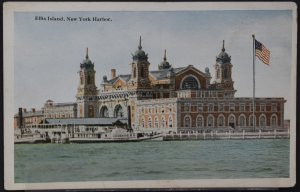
[114,104,123,118]
[100,106,109,117]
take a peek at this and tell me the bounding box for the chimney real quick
[18,108,23,128]
[111,69,116,79]
[23,108,27,113]
[32,108,36,113]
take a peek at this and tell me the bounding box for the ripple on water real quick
[14,139,290,182]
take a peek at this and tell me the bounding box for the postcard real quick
[3,2,297,190]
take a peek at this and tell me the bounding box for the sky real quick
[14,10,293,118]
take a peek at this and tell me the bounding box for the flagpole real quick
[252,34,256,132]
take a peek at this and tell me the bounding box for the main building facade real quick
[15,37,286,133]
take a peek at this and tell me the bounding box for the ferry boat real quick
[69,128,163,143]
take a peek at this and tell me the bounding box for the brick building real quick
[15,37,286,132]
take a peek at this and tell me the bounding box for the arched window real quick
[181,76,199,90]
[224,68,228,79]
[79,105,83,117]
[87,75,91,84]
[168,116,173,128]
[148,117,152,128]
[271,115,277,127]
[80,73,84,84]
[141,117,145,128]
[184,116,191,128]
[114,105,123,118]
[141,66,145,78]
[161,117,165,128]
[196,115,203,127]
[154,116,159,128]
[133,67,137,78]
[239,115,246,127]
[249,115,256,126]
[168,104,173,112]
[218,115,225,127]
[228,115,235,128]
[100,106,109,117]
[88,105,94,118]
[207,115,214,127]
[259,115,266,127]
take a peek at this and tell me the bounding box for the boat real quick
[14,128,47,144]
[69,128,163,143]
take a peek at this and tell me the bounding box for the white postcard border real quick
[3,2,297,190]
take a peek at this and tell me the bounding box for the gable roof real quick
[149,67,185,80]
[105,65,204,83]
[107,74,131,85]
[175,65,208,77]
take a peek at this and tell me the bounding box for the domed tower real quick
[128,36,151,89]
[158,49,172,70]
[214,40,234,90]
[76,48,98,118]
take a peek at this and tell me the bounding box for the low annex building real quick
[15,37,286,133]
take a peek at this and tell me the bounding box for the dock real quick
[163,130,290,141]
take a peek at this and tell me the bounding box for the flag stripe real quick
[254,39,270,65]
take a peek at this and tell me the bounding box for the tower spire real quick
[164,49,167,61]
[86,47,89,59]
[138,36,142,50]
[222,40,225,52]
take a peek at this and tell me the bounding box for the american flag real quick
[255,39,270,65]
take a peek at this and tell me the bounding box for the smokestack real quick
[111,69,116,79]
[18,108,23,129]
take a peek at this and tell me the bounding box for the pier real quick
[162,130,290,141]
[15,126,290,144]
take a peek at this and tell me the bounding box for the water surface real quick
[15,139,289,183]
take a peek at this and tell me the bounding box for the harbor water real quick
[15,139,289,183]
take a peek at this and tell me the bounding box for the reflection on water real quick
[15,139,289,183]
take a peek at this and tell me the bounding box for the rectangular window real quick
[197,103,203,112]
[240,104,245,112]
[260,104,266,112]
[272,103,277,112]
[219,103,224,112]
[184,103,190,112]
[208,103,214,112]
[213,92,216,97]
[230,103,235,112]
[250,104,253,112]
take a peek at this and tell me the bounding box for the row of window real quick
[45,107,74,111]
[183,114,278,128]
[24,117,41,123]
[140,116,174,128]
[178,91,235,99]
[139,104,174,114]
[184,103,278,112]
[45,112,75,119]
